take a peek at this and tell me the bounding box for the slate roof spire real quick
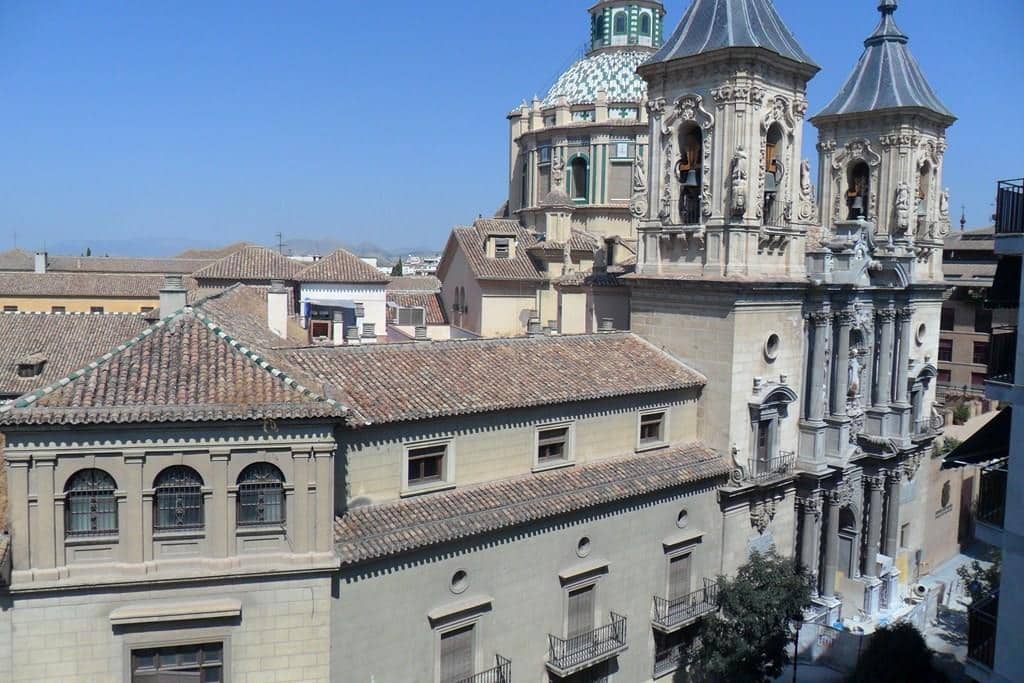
[643,0,817,70]
[813,0,954,121]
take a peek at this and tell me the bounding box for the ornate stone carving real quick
[646,97,667,118]
[661,94,715,225]
[659,154,673,223]
[894,182,911,236]
[807,310,832,327]
[551,154,565,191]
[730,146,748,217]
[799,494,822,520]
[797,159,815,221]
[630,151,648,219]
[831,139,883,222]
[877,307,897,322]
[792,97,809,119]
[750,497,778,535]
[903,453,922,481]
[864,474,886,491]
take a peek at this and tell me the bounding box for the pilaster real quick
[864,474,885,578]
[882,469,902,557]
[210,449,231,558]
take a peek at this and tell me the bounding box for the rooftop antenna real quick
[959,205,966,232]
[275,231,284,255]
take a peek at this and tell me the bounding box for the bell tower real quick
[635,0,820,280]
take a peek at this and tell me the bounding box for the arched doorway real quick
[837,506,860,578]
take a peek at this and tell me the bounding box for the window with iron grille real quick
[407,444,447,487]
[237,463,285,527]
[154,466,204,531]
[537,426,570,464]
[65,468,118,537]
[639,411,666,446]
[397,307,426,326]
[131,642,222,682]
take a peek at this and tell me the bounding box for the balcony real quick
[654,641,687,679]
[455,656,510,683]
[985,326,1017,402]
[652,583,719,633]
[976,459,1008,549]
[995,179,1024,235]
[547,613,628,677]
[742,450,797,485]
[966,594,998,673]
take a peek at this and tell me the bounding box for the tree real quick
[956,549,1000,605]
[84,247,91,257]
[391,258,403,276]
[849,622,948,683]
[686,550,811,682]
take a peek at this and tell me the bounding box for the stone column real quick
[799,494,822,594]
[864,474,886,578]
[883,469,903,557]
[874,307,897,407]
[895,307,914,406]
[832,311,855,417]
[821,491,841,599]
[807,311,832,422]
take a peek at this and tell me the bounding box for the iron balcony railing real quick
[547,613,627,675]
[680,195,702,226]
[995,178,1024,235]
[967,594,999,669]
[746,450,797,483]
[977,459,1008,529]
[455,655,510,683]
[653,642,686,678]
[652,583,719,631]
[986,326,1017,385]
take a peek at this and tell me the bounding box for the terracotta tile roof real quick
[0,312,150,397]
[528,230,601,254]
[282,332,704,425]
[0,299,346,426]
[296,249,389,284]
[0,251,214,275]
[443,220,543,282]
[386,292,447,325]
[0,272,166,298]
[335,443,728,565]
[0,249,33,271]
[387,276,440,292]
[191,246,307,282]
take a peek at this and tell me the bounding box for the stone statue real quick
[551,154,565,190]
[895,181,911,234]
[939,188,950,219]
[800,159,813,201]
[848,353,861,398]
[632,151,647,194]
[730,146,748,217]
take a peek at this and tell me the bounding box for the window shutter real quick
[440,625,475,683]
[567,585,596,638]
[668,554,692,600]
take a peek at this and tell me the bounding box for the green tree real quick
[391,258,403,276]
[85,247,91,256]
[849,622,948,683]
[957,549,1000,605]
[686,550,811,682]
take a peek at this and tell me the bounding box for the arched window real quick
[65,469,117,536]
[613,11,628,35]
[594,15,606,43]
[846,161,871,220]
[569,156,589,202]
[237,463,285,527]
[154,466,204,531]
[916,160,931,227]
[639,13,652,36]
[676,124,703,224]
[763,123,786,226]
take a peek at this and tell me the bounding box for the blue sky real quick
[1,0,1022,255]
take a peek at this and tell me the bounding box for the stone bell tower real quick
[635,0,820,280]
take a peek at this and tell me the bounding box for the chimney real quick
[598,317,615,333]
[267,280,289,339]
[547,320,559,335]
[159,274,187,313]
[527,317,542,336]
[345,325,361,345]
[34,252,47,274]
[361,323,377,344]
[414,325,429,341]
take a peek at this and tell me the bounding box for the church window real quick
[613,11,628,35]
[569,156,589,203]
[237,463,285,527]
[153,466,204,531]
[677,124,703,225]
[640,13,652,36]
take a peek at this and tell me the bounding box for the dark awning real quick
[986,256,1021,309]
[942,408,1011,469]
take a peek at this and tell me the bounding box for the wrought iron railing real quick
[746,450,797,483]
[967,594,999,669]
[995,178,1024,235]
[987,326,1017,385]
[762,193,790,228]
[455,655,511,683]
[653,643,686,678]
[977,459,1008,528]
[680,195,702,226]
[548,613,627,673]
[652,583,718,630]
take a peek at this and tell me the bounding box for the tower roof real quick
[644,0,817,69]
[813,1,953,121]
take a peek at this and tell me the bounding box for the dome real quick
[542,50,649,107]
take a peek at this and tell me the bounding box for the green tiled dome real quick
[542,50,648,107]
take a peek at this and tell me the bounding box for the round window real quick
[764,333,781,362]
[916,322,927,346]
[676,509,689,529]
[450,569,469,595]
[576,536,592,558]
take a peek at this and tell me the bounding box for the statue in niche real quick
[800,159,813,201]
[848,353,862,398]
[632,151,647,194]
[551,154,565,191]
[730,146,748,217]
[939,188,950,220]
[895,181,911,235]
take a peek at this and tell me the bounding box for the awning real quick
[942,408,1011,469]
[986,256,1021,309]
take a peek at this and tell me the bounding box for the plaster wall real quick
[479,285,538,337]
[0,296,157,313]
[439,248,483,334]
[299,283,387,333]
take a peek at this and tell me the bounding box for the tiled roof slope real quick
[645,0,817,69]
[0,302,345,426]
[444,220,543,282]
[0,249,33,271]
[296,249,389,284]
[335,443,728,566]
[283,333,704,425]
[0,272,166,298]
[0,251,213,275]
[191,246,307,282]
[196,285,308,351]
[387,276,441,292]
[0,313,150,397]
[386,292,447,325]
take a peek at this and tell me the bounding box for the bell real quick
[852,196,865,212]
[764,173,777,193]
[681,170,699,188]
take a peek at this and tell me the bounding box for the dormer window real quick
[489,236,515,259]
[17,354,46,378]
